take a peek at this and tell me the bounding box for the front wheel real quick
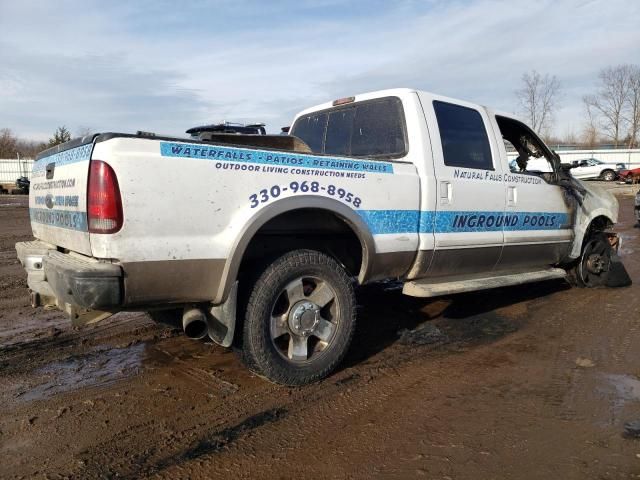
[241,249,356,385]
[600,170,616,182]
[572,233,612,287]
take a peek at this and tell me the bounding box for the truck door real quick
[492,115,574,270]
[419,95,507,276]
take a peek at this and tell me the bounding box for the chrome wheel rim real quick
[269,276,339,363]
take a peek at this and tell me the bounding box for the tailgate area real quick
[16,240,122,313]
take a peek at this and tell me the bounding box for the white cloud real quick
[0,0,638,140]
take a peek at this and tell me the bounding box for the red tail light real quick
[87,160,123,234]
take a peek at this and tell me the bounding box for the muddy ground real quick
[1,192,640,479]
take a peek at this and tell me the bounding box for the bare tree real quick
[17,139,48,158]
[0,128,47,159]
[0,128,18,158]
[581,100,600,148]
[562,126,578,146]
[626,66,640,148]
[515,70,561,136]
[583,65,631,147]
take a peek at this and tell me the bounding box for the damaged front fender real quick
[568,181,619,260]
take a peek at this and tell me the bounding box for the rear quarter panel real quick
[91,135,420,304]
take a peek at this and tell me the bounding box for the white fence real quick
[0,159,34,184]
[507,149,640,169]
[2,148,639,185]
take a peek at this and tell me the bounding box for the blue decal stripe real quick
[357,210,570,235]
[357,210,420,234]
[29,208,88,232]
[159,142,394,175]
[33,144,93,173]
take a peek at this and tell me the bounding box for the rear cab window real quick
[290,96,408,159]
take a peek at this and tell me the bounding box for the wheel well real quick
[238,208,364,279]
[587,215,613,236]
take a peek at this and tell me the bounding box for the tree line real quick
[0,126,76,159]
[516,64,640,148]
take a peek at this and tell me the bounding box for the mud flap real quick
[206,281,237,347]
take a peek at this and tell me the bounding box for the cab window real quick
[290,96,407,159]
[290,112,326,153]
[433,100,493,170]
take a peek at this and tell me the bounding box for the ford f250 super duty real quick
[16,88,621,385]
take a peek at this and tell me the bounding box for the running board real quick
[402,268,567,298]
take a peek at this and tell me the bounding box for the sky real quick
[0,0,639,141]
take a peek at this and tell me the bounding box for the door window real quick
[433,101,493,170]
[495,115,557,180]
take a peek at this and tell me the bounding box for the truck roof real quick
[293,87,525,125]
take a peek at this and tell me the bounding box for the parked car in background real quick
[618,167,640,184]
[566,158,625,181]
[635,189,640,225]
[15,176,30,194]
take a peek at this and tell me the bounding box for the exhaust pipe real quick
[182,307,208,340]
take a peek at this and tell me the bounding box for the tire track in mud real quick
[154,344,505,479]
[69,297,537,479]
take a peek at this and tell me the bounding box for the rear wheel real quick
[572,233,612,287]
[600,169,616,182]
[241,249,356,385]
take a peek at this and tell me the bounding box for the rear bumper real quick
[16,240,122,310]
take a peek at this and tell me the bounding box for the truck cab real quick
[290,89,614,281]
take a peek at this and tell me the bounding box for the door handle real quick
[440,181,452,205]
[508,186,517,206]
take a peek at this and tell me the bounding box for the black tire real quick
[241,249,356,386]
[570,232,612,287]
[600,170,616,182]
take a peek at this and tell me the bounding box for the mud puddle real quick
[8,335,243,404]
[597,373,640,426]
[13,343,147,402]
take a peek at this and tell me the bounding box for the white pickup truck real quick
[566,158,626,182]
[16,88,620,385]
